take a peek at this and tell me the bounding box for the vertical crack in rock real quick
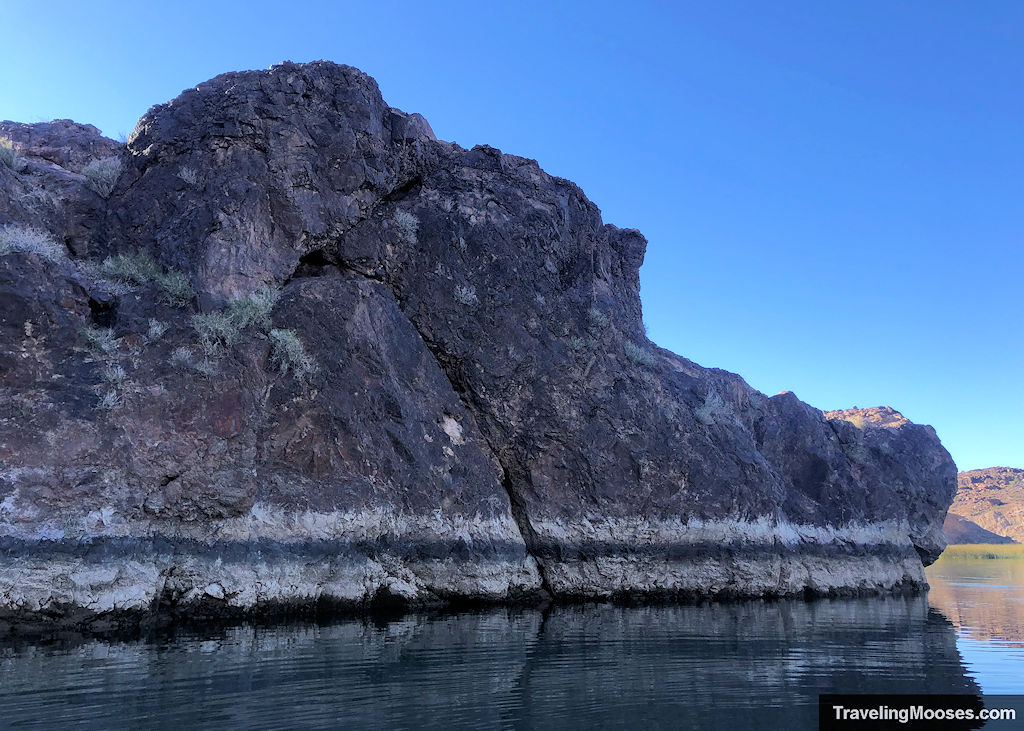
[394,317,555,596]
[501,467,555,597]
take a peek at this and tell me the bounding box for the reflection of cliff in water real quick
[511,598,979,729]
[0,598,978,729]
[927,558,1024,647]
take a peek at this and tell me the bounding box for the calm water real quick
[0,562,1021,729]
[925,556,1024,695]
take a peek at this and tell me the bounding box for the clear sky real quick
[2,1,1021,471]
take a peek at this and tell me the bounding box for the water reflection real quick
[927,558,1024,647]
[926,557,1024,694]
[0,596,979,729]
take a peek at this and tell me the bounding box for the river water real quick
[0,559,1021,729]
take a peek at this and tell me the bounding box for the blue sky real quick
[2,1,1021,471]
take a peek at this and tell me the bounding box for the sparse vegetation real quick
[146,319,169,342]
[393,210,418,244]
[170,346,195,369]
[82,157,122,197]
[101,250,163,285]
[587,307,609,331]
[0,224,66,262]
[195,359,217,377]
[568,336,591,353]
[694,389,732,426]
[79,325,131,409]
[96,390,121,411]
[454,284,478,306]
[0,137,25,172]
[192,311,240,354]
[269,328,314,378]
[178,166,201,187]
[82,326,118,356]
[227,287,279,331]
[102,364,127,384]
[21,188,60,218]
[156,270,195,307]
[936,544,1024,561]
[624,342,656,368]
[169,346,216,376]
[100,250,194,307]
[82,327,129,409]
[190,287,280,355]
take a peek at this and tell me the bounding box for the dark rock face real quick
[0,62,957,627]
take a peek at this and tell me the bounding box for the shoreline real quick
[0,581,929,642]
[0,540,929,638]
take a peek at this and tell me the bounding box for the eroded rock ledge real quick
[0,62,956,630]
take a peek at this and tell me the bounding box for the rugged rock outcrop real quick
[948,467,1024,543]
[0,62,957,629]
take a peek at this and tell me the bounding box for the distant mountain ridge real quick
[944,467,1024,544]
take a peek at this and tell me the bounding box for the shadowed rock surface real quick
[949,467,1024,544]
[943,513,1015,544]
[0,61,957,629]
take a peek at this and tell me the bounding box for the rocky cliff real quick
[0,62,957,629]
[947,468,1024,544]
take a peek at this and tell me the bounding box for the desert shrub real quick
[227,287,279,331]
[82,326,118,355]
[169,346,215,375]
[96,390,121,411]
[82,157,122,197]
[393,210,418,244]
[587,307,609,331]
[0,137,25,172]
[102,364,127,384]
[178,166,201,187]
[0,224,65,262]
[100,250,194,307]
[269,328,314,378]
[170,346,195,369]
[453,284,478,306]
[156,270,195,307]
[624,342,656,368]
[192,311,240,354]
[694,389,732,426]
[195,359,217,376]
[568,336,590,353]
[185,288,281,360]
[21,188,61,219]
[101,250,163,285]
[146,319,169,342]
